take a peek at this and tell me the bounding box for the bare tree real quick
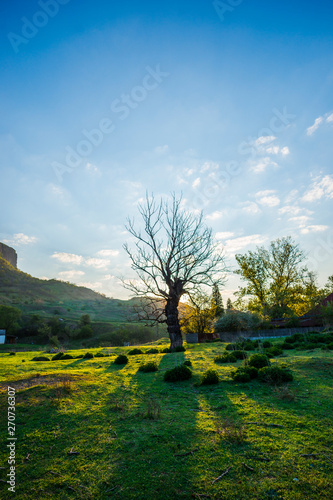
[122,193,226,349]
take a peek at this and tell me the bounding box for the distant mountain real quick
[0,256,133,322]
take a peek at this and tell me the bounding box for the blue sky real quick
[1,0,333,300]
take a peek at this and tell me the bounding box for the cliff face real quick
[0,243,17,268]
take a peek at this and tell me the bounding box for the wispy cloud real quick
[3,233,37,246]
[224,234,267,254]
[306,112,333,135]
[85,258,110,269]
[302,174,333,202]
[250,156,278,174]
[58,270,85,280]
[215,231,235,240]
[96,249,119,257]
[206,211,224,221]
[300,225,328,234]
[52,252,84,265]
[255,190,280,207]
[154,145,169,154]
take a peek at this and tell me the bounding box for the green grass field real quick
[0,341,332,499]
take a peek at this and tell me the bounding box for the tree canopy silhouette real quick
[122,193,226,348]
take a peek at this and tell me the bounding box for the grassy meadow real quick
[0,339,332,499]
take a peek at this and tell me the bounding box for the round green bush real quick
[201,369,219,385]
[146,348,159,354]
[183,359,192,366]
[248,353,269,369]
[61,354,73,360]
[164,364,192,382]
[265,347,283,358]
[128,348,143,355]
[161,347,171,353]
[52,352,64,360]
[225,343,237,351]
[214,353,237,363]
[326,342,333,350]
[114,354,128,365]
[231,368,251,383]
[258,365,293,385]
[262,340,272,348]
[83,352,94,359]
[138,361,158,372]
[75,354,84,359]
[32,356,50,362]
[9,352,16,356]
[95,352,105,357]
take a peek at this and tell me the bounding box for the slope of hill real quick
[0,256,132,322]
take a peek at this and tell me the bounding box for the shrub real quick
[95,352,105,357]
[282,342,295,350]
[263,340,272,348]
[114,354,128,365]
[172,345,186,352]
[128,348,143,355]
[232,350,247,360]
[183,359,192,366]
[75,354,84,359]
[9,352,16,356]
[83,352,94,359]
[146,348,159,354]
[138,361,158,373]
[248,353,269,369]
[161,347,171,353]
[214,353,237,363]
[201,369,219,385]
[231,369,250,383]
[32,356,50,361]
[258,365,293,385]
[265,347,283,358]
[52,352,64,361]
[61,354,73,360]
[326,342,333,350]
[231,365,258,382]
[164,364,192,382]
[225,343,237,351]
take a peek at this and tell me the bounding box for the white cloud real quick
[155,145,169,154]
[85,162,101,176]
[3,233,37,246]
[281,146,290,155]
[302,174,333,202]
[241,202,261,215]
[58,270,85,280]
[85,258,110,269]
[289,215,311,226]
[265,146,280,155]
[306,116,324,136]
[77,281,103,291]
[300,225,329,234]
[250,157,278,174]
[255,135,276,146]
[206,211,223,221]
[52,252,84,265]
[224,234,267,254]
[96,249,119,258]
[192,177,201,188]
[215,231,235,240]
[306,112,333,135]
[200,161,219,173]
[255,190,280,207]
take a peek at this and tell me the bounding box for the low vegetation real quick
[0,335,333,499]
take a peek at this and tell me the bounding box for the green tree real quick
[211,283,224,317]
[0,305,21,335]
[181,290,215,336]
[235,237,307,318]
[226,298,233,310]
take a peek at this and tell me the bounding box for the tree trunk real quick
[165,296,183,349]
